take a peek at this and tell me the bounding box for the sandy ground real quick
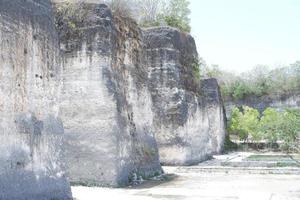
[72,152,300,200]
[72,171,300,200]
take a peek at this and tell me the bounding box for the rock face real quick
[144,27,226,165]
[55,3,162,186]
[53,2,226,183]
[201,78,227,154]
[0,0,71,199]
[225,93,300,118]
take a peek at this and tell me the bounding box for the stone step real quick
[171,166,300,175]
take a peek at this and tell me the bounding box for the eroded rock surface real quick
[144,27,226,165]
[53,2,226,184]
[0,0,71,199]
[55,3,162,186]
[201,78,227,154]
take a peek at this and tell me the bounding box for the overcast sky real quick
[190,0,300,73]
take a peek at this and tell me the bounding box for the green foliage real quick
[229,106,260,141]
[138,0,191,32]
[228,106,300,152]
[260,108,281,143]
[163,15,191,32]
[191,57,201,80]
[204,61,300,101]
[277,109,300,152]
[260,108,300,151]
[164,0,191,32]
[140,18,162,28]
[231,81,252,100]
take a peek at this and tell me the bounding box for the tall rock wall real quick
[55,3,162,186]
[52,2,226,184]
[144,27,226,165]
[0,0,71,199]
[201,78,227,154]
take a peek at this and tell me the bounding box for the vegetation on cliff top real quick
[109,0,191,32]
[54,0,192,36]
[201,61,300,101]
[56,0,191,32]
[53,2,94,40]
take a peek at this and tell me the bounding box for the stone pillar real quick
[144,27,226,165]
[54,3,162,186]
[0,1,72,199]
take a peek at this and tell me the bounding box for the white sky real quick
[190,0,300,73]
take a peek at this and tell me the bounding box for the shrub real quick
[163,15,191,32]
[228,106,300,152]
[231,81,252,100]
[260,108,281,144]
[277,109,300,152]
[228,106,260,142]
[102,0,192,32]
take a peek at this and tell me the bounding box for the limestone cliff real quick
[53,3,227,178]
[201,78,227,154]
[144,27,226,165]
[55,3,162,186]
[0,0,71,199]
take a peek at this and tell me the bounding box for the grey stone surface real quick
[0,0,72,199]
[144,27,226,165]
[55,3,162,186]
[201,78,227,154]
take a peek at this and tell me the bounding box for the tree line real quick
[107,0,192,32]
[202,61,300,101]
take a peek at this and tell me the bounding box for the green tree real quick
[228,106,300,152]
[164,0,191,32]
[242,106,260,142]
[278,109,300,152]
[231,80,252,100]
[228,106,260,142]
[260,108,281,144]
[210,61,300,101]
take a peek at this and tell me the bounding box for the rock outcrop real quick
[144,27,226,165]
[55,3,162,186]
[0,0,71,199]
[225,93,300,118]
[201,78,227,154]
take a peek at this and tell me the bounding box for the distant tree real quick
[247,65,270,96]
[260,108,281,144]
[163,0,191,32]
[212,61,300,101]
[109,0,136,18]
[136,0,167,23]
[278,109,300,152]
[231,80,252,100]
[229,106,260,142]
[106,0,192,32]
[228,107,245,138]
